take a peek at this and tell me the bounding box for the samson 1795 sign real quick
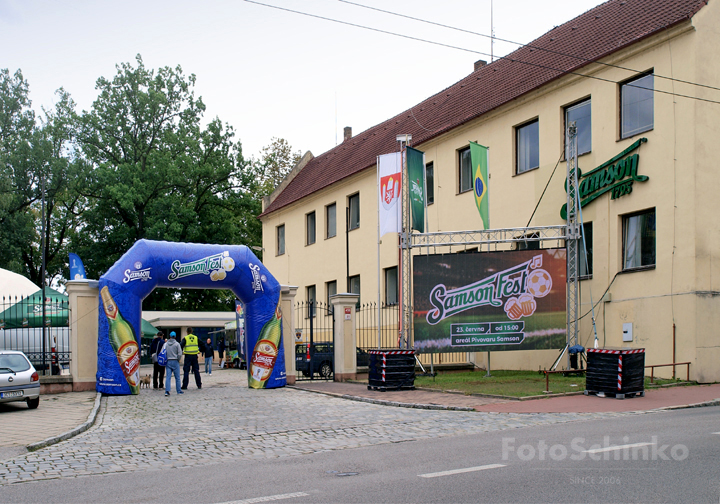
[413,249,566,353]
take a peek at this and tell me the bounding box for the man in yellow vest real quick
[181,327,203,390]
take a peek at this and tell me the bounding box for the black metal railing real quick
[0,294,71,375]
[355,302,469,367]
[356,302,400,351]
[294,301,334,380]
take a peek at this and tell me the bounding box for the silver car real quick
[0,350,40,409]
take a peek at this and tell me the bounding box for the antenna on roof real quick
[491,0,494,63]
[335,91,338,146]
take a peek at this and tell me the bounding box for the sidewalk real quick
[291,380,720,413]
[0,390,97,460]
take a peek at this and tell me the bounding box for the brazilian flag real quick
[470,141,489,229]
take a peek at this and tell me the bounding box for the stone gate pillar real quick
[66,279,99,391]
[330,293,359,382]
[280,285,298,384]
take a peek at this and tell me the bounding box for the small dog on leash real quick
[140,375,151,389]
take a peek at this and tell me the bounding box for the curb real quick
[654,398,720,411]
[27,392,104,452]
[288,386,475,412]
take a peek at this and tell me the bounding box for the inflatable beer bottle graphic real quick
[248,303,282,389]
[100,287,140,394]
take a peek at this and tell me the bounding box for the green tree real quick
[75,55,262,310]
[0,68,36,276]
[256,137,301,196]
[0,70,83,286]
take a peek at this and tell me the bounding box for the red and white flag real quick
[378,152,402,236]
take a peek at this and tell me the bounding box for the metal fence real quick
[294,301,334,381]
[0,295,71,375]
[355,302,469,367]
[356,302,400,350]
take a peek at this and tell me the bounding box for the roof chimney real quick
[474,59,487,72]
[343,126,352,142]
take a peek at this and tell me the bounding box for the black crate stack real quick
[586,348,645,398]
[367,349,415,391]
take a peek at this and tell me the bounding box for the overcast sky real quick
[1,0,603,160]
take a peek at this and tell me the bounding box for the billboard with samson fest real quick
[413,249,567,353]
[97,240,285,395]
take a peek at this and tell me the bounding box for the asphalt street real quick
[1,403,718,503]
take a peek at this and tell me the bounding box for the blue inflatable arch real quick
[96,240,285,395]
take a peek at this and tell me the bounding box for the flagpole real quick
[423,151,429,257]
[376,156,381,350]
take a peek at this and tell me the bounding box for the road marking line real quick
[419,464,506,478]
[712,432,720,435]
[216,491,310,504]
[583,442,654,454]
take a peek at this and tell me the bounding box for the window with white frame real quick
[565,99,591,158]
[306,211,316,245]
[385,266,398,305]
[306,285,316,318]
[326,203,336,239]
[326,280,337,314]
[621,73,654,139]
[459,148,472,193]
[580,222,593,278]
[425,162,434,205]
[276,224,285,255]
[516,119,539,174]
[622,209,656,270]
[349,275,360,308]
[348,193,360,230]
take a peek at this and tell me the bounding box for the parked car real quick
[295,342,370,378]
[0,350,40,409]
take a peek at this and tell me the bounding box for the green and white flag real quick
[406,146,425,233]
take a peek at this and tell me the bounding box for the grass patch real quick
[645,376,688,387]
[414,370,585,397]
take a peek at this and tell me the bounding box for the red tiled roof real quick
[260,0,707,217]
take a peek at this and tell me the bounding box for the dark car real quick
[295,343,369,378]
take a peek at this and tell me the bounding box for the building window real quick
[326,203,336,239]
[349,275,360,307]
[385,267,398,305]
[459,148,472,193]
[565,99,591,158]
[276,224,285,255]
[326,280,337,315]
[622,209,655,270]
[516,119,539,174]
[348,193,360,230]
[621,73,653,139]
[306,285,316,318]
[580,222,593,278]
[306,211,316,245]
[517,232,540,251]
[425,162,434,205]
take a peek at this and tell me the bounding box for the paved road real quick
[0,368,633,486]
[2,405,718,503]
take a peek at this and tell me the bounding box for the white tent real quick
[0,268,39,301]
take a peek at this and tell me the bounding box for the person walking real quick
[164,331,184,396]
[181,327,202,390]
[217,338,226,369]
[203,338,214,375]
[150,331,166,389]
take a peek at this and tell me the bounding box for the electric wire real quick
[525,149,563,228]
[243,0,720,105]
[338,0,720,93]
